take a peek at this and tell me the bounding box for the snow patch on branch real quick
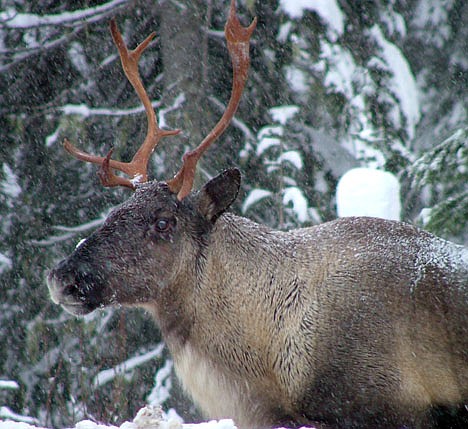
[320,42,357,98]
[0,0,129,29]
[368,25,420,139]
[279,0,344,39]
[0,380,18,390]
[284,66,308,93]
[94,344,165,387]
[1,164,21,200]
[278,151,303,170]
[256,126,283,156]
[242,189,273,214]
[147,359,173,406]
[269,105,299,125]
[61,102,162,118]
[379,7,406,37]
[283,187,309,223]
[0,406,39,425]
[68,42,90,76]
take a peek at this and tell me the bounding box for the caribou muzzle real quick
[47,258,106,316]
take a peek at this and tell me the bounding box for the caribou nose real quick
[46,270,62,305]
[47,259,79,304]
[47,257,106,315]
[47,259,82,300]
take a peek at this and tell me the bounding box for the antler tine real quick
[64,19,180,189]
[166,0,256,200]
[109,20,181,175]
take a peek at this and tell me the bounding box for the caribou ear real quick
[196,168,241,223]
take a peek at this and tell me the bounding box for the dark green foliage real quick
[409,128,468,241]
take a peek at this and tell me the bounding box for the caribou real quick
[48,2,468,428]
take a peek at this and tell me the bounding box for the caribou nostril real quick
[48,261,92,301]
[63,283,80,298]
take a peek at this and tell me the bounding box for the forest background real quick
[0,0,467,428]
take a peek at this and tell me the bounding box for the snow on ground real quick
[0,406,316,429]
[0,406,226,429]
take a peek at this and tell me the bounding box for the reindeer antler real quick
[167,0,256,200]
[63,0,255,197]
[64,19,180,189]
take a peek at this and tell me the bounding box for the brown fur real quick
[48,170,468,428]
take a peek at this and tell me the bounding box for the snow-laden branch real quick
[60,93,184,128]
[45,97,174,146]
[30,213,109,247]
[0,380,19,390]
[55,93,184,136]
[367,25,420,140]
[0,28,80,72]
[279,0,344,41]
[29,231,76,247]
[0,0,130,71]
[60,102,162,118]
[242,189,273,214]
[94,344,165,387]
[0,0,129,29]
[53,216,108,233]
[0,406,39,425]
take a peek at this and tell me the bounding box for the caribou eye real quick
[148,216,175,240]
[155,218,171,232]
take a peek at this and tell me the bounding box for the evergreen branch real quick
[0,0,130,29]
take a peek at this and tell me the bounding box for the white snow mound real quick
[336,168,401,221]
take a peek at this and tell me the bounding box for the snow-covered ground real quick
[0,406,315,429]
[0,406,227,429]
